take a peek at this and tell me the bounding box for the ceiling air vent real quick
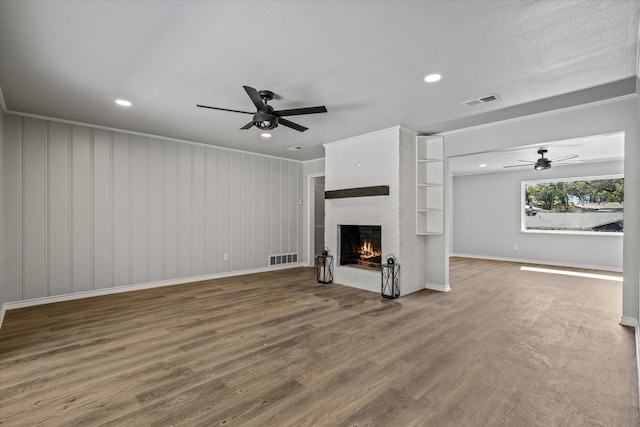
[463,93,500,107]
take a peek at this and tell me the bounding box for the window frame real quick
[520,174,624,236]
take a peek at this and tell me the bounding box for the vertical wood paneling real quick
[297,163,303,256]
[71,126,92,292]
[112,133,131,287]
[229,152,242,271]
[251,156,263,267]
[283,161,292,254]
[217,150,230,273]
[191,145,205,276]
[130,135,148,284]
[204,147,219,274]
[2,115,23,303]
[93,129,112,289]
[271,159,282,255]
[1,114,305,305]
[262,158,272,261]
[291,162,300,255]
[147,139,164,282]
[163,141,178,279]
[241,153,252,270]
[177,143,192,277]
[48,122,71,296]
[22,117,48,299]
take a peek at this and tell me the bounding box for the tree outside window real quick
[522,176,623,233]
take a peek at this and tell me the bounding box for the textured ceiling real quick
[0,0,638,160]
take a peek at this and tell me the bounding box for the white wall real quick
[443,96,640,322]
[302,158,325,265]
[324,127,401,293]
[453,160,624,271]
[0,110,4,308]
[1,113,304,307]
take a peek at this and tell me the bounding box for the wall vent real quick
[269,253,298,266]
[463,93,500,107]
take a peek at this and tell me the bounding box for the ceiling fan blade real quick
[240,121,254,130]
[243,86,267,111]
[273,106,328,117]
[503,164,532,168]
[278,117,308,132]
[197,104,253,114]
[550,154,578,162]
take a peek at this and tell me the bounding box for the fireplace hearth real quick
[339,225,382,269]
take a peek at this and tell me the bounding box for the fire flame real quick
[358,240,381,260]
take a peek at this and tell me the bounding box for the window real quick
[522,175,623,234]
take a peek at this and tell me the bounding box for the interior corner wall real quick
[398,126,427,294]
[452,160,624,271]
[0,109,5,308]
[443,96,640,322]
[0,113,304,307]
[302,158,325,265]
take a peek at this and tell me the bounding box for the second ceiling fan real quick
[503,148,580,171]
[197,86,327,133]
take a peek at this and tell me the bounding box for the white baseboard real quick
[450,253,622,273]
[425,282,451,292]
[0,263,306,330]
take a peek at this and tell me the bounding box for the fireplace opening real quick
[339,225,382,269]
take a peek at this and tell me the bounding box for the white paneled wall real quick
[1,113,303,306]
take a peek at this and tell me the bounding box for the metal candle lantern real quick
[316,249,334,284]
[381,255,400,298]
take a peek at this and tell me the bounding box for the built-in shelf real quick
[416,136,443,235]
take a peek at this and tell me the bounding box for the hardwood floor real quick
[0,257,637,426]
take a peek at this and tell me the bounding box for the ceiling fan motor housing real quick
[253,111,278,130]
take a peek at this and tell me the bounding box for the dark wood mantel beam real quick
[325,185,390,199]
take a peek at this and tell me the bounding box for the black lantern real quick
[316,249,333,284]
[381,255,400,298]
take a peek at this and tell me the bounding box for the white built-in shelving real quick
[416,136,444,235]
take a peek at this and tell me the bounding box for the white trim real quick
[0,107,301,163]
[440,93,638,136]
[302,157,325,164]
[425,282,451,292]
[450,253,623,273]
[619,316,639,328]
[0,263,305,330]
[636,324,640,410]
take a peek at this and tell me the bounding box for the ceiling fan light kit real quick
[198,86,327,134]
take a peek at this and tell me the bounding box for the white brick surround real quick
[324,126,426,295]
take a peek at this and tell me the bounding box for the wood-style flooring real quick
[0,257,637,426]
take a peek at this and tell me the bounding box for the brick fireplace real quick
[323,126,427,296]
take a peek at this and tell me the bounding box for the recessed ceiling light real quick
[286,146,303,151]
[479,164,487,168]
[424,74,442,83]
[261,133,272,138]
[115,99,132,107]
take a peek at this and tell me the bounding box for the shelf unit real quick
[416,136,443,235]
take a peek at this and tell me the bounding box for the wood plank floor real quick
[0,257,637,426]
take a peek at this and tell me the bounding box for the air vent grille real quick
[269,253,298,266]
[463,93,500,107]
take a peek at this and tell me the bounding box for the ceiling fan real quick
[503,148,580,171]
[197,86,327,133]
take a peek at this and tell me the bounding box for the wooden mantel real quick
[325,185,390,199]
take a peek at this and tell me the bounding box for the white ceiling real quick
[0,1,638,161]
[448,132,625,175]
